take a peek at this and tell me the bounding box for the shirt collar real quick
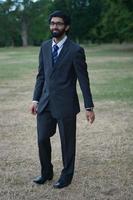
[52,35,67,48]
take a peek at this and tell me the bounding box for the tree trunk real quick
[21,20,28,47]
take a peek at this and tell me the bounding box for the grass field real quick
[0,44,133,200]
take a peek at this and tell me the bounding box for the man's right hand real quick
[30,102,38,115]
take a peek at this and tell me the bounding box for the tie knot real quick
[53,44,59,51]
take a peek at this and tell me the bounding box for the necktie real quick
[52,44,59,64]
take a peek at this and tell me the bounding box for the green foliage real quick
[28,0,51,45]
[96,0,133,43]
[0,0,20,46]
[0,0,133,46]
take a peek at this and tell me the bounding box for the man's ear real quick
[65,25,70,32]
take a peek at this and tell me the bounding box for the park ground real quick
[0,44,133,200]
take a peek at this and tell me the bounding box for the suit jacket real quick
[33,38,94,119]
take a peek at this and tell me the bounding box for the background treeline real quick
[0,0,133,47]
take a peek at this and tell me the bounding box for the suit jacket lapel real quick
[45,40,53,77]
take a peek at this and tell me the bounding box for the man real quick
[30,10,95,189]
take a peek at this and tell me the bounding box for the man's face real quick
[50,17,69,38]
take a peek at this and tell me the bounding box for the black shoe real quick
[33,173,53,185]
[53,178,72,189]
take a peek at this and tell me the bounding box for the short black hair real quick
[48,10,71,25]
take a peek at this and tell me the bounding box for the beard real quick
[51,28,66,38]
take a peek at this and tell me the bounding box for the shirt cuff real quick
[32,100,38,103]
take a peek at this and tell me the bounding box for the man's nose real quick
[53,24,58,28]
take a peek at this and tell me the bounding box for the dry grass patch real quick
[0,44,133,200]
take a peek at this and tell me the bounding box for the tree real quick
[0,0,51,46]
[97,0,133,43]
[12,0,35,46]
[0,0,21,46]
[0,0,133,46]
[28,0,51,45]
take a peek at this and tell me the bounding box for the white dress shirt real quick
[52,35,67,56]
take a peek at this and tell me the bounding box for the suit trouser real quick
[37,108,76,180]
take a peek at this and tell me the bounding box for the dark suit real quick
[33,38,94,181]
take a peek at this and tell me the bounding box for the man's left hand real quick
[86,110,95,124]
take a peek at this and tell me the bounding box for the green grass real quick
[0,47,39,80]
[86,44,133,103]
[0,44,133,103]
[92,77,133,101]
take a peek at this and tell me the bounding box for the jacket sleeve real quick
[73,47,94,108]
[33,46,45,101]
